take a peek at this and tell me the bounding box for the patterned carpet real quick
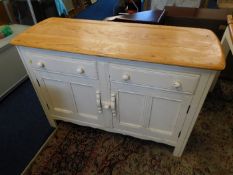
[23,79,233,175]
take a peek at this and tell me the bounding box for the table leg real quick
[210,27,231,92]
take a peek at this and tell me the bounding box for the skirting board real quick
[21,128,57,175]
[0,75,28,102]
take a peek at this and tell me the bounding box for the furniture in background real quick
[144,0,152,10]
[11,18,224,157]
[114,0,152,16]
[150,0,202,10]
[164,6,233,39]
[123,0,142,13]
[0,24,28,100]
[211,15,233,91]
[107,7,232,39]
[16,0,58,24]
[2,0,58,25]
[217,0,233,8]
[0,1,10,25]
[105,9,165,24]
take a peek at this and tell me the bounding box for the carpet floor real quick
[0,79,53,175]
[23,79,233,175]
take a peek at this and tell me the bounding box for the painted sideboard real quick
[11,18,225,156]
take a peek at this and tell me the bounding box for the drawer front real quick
[25,53,98,79]
[109,64,200,94]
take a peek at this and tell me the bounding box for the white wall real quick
[150,0,201,10]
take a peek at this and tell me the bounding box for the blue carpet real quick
[208,0,218,8]
[76,0,119,20]
[0,79,53,175]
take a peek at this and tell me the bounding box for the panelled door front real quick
[111,82,192,143]
[33,70,104,126]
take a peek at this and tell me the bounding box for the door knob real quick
[122,74,130,81]
[172,81,181,88]
[37,62,45,68]
[103,104,110,109]
[77,67,85,74]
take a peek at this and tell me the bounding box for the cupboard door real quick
[145,93,192,143]
[111,83,192,143]
[71,82,103,125]
[37,74,76,118]
[34,70,103,126]
[113,89,146,133]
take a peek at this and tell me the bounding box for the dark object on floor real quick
[164,6,233,39]
[0,79,53,175]
[111,9,165,24]
[23,79,233,175]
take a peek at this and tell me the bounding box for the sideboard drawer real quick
[109,64,200,94]
[25,53,98,79]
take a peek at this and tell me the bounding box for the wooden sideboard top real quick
[11,17,225,70]
[227,15,233,43]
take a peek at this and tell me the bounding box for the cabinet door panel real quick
[149,98,181,133]
[71,83,99,119]
[146,94,192,142]
[111,83,147,134]
[111,82,192,143]
[118,91,145,128]
[41,78,76,116]
[34,70,103,126]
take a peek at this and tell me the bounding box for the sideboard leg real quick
[210,27,231,92]
[173,145,184,157]
[48,118,57,128]
[209,71,221,92]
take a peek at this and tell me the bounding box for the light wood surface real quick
[218,0,233,9]
[11,17,225,70]
[227,15,233,43]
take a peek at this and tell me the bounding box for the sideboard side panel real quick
[173,71,216,156]
[16,46,57,127]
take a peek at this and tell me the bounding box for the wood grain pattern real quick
[11,17,225,70]
[227,15,233,43]
[218,0,233,9]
